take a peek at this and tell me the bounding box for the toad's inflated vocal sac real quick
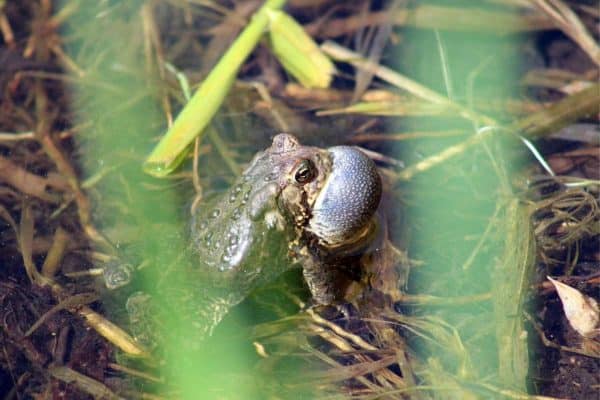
[127,133,382,343]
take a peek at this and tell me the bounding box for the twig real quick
[0,131,35,141]
[48,366,125,400]
[0,8,15,48]
[0,155,62,202]
[397,293,492,306]
[306,307,378,351]
[305,5,556,38]
[25,292,98,337]
[41,227,70,278]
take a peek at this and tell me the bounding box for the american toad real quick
[127,133,381,343]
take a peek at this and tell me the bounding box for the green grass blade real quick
[143,0,287,177]
[268,10,334,88]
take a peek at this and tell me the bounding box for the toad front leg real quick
[301,254,361,305]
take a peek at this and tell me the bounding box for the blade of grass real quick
[143,0,287,177]
[320,40,496,127]
[395,80,598,181]
[267,9,334,88]
[493,200,536,391]
[515,82,600,139]
[316,99,453,116]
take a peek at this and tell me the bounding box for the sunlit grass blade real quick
[143,0,287,177]
[268,10,334,89]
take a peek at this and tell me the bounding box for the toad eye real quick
[294,159,317,184]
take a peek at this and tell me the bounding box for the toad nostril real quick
[309,146,382,246]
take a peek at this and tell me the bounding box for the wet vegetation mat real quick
[0,0,598,399]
